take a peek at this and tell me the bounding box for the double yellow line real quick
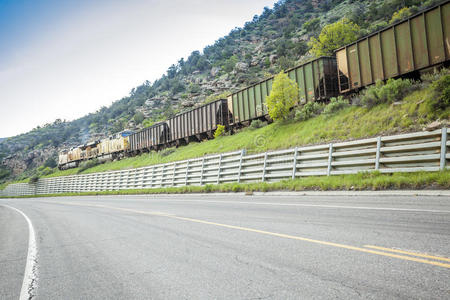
[44,201,450,269]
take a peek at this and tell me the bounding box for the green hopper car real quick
[227,56,338,125]
[336,0,450,93]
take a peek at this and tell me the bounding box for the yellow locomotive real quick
[58,131,133,170]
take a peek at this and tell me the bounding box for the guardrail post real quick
[262,152,268,182]
[375,136,382,170]
[160,164,165,188]
[441,127,447,170]
[150,166,155,188]
[237,149,246,183]
[200,157,205,185]
[171,163,176,186]
[217,154,223,184]
[185,160,190,186]
[292,147,298,180]
[327,143,333,176]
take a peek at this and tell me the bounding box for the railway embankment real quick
[50,73,449,176]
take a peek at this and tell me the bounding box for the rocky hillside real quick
[0,0,441,182]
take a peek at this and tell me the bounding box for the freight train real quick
[58,1,450,170]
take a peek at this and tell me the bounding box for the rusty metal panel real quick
[261,81,268,114]
[254,83,262,116]
[296,65,307,103]
[242,89,249,121]
[443,3,450,59]
[304,63,314,102]
[425,6,445,64]
[347,44,361,89]
[368,35,384,81]
[381,28,398,78]
[395,21,414,74]
[237,91,244,123]
[227,96,234,125]
[312,60,320,100]
[410,13,429,69]
[232,94,238,123]
[248,87,255,118]
[358,39,373,86]
[202,106,207,132]
[336,49,350,92]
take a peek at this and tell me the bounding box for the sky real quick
[0,0,276,138]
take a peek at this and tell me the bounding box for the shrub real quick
[160,148,176,157]
[421,68,450,84]
[78,159,100,173]
[43,157,57,168]
[432,74,450,109]
[133,112,145,124]
[295,102,324,121]
[29,175,39,183]
[361,78,414,108]
[249,119,267,130]
[423,73,450,119]
[390,7,412,24]
[214,125,226,138]
[323,96,350,116]
[40,167,54,176]
[266,72,299,121]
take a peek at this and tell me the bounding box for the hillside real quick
[0,0,443,183]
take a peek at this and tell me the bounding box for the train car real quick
[97,130,133,161]
[128,122,170,153]
[58,146,81,170]
[227,56,338,126]
[336,0,450,93]
[166,99,232,144]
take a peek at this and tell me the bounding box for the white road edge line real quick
[3,205,37,300]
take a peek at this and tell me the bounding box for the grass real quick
[2,170,449,198]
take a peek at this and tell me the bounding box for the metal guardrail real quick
[1,128,448,197]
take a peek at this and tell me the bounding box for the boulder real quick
[269,54,278,64]
[210,67,221,77]
[235,62,248,72]
[425,120,442,131]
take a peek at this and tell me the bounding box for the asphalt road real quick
[1,194,449,299]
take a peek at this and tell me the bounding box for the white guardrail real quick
[1,128,448,197]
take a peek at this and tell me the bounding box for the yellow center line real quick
[43,201,450,269]
[364,245,450,262]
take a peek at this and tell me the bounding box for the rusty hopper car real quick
[129,122,169,153]
[336,0,450,93]
[166,99,231,144]
[227,56,338,125]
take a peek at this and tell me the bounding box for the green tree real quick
[223,55,238,73]
[390,7,412,24]
[133,111,145,124]
[214,125,225,138]
[308,18,360,57]
[266,72,299,121]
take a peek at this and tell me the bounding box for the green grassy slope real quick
[3,171,450,198]
[45,79,448,178]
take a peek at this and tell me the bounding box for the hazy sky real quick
[0,0,276,138]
